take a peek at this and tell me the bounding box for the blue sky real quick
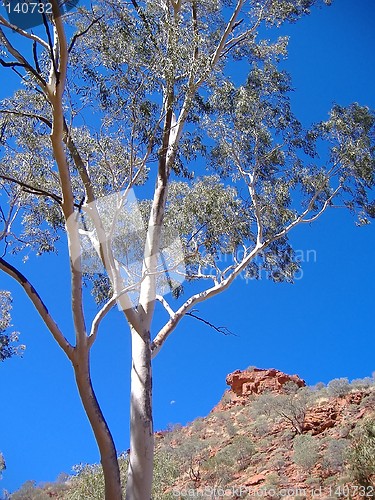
[1,0,375,494]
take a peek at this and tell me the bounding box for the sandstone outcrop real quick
[226,367,306,397]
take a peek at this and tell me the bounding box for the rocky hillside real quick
[7,368,375,499]
[151,367,375,499]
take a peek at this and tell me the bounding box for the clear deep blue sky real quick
[1,0,375,494]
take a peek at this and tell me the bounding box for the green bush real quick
[250,415,271,437]
[321,438,347,471]
[216,436,256,471]
[347,417,375,486]
[171,435,207,467]
[68,463,105,500]
[204,455,233,487]
[350,377,374,390]
[327,378,351,398]
[10,480,68,500]
[152,451,180,499]
[250,388,308,434]
[292,435,320,472]
[190,417,205,433]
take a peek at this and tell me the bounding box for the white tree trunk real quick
[126,326,154,500]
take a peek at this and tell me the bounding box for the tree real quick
[250,384,310,434]
[0,290,22,361]
[0,451,5,478]
[0,0,374,499]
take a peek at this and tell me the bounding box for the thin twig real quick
[186,309,236,336]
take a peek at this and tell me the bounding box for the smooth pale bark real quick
[73,348,123,500]
[126,327,154,500]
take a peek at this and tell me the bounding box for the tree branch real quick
[271,185,341,241]
[129,0,159,50]
[0,15,49,50]
[151,184,342,357]
[0,174,62,205]
[63,123,141,332]
[151,242,264,357]
[68,16,104,53]
[186,309,235,337]
[0,27,47,87]
[210,0,245,68]
[88,296,117,348]
[156,295,174,318]
[46,0,88,348]
[301,185,342,223]
[0,257,74,358]
[0,109,52,128]
[88,281,145,348]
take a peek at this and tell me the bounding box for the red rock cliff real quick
[226,367,306,397]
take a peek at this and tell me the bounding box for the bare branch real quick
[33,41,41,74]
[88,297,117,348]
[0,257,74,358]
[186,309,236,336]
[0,15,49,50]
[156,295,174,318]
[151,183,342,357]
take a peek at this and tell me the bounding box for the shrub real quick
[9,480,65,500]
[249,414,271,437]
[327,378,351,398]
[214,409,231,424]
[220,391,232,404]
[225,435,256,470]
[347,417,375,486]
[172,435,207,468]
[351,377,374,390]
[250,388,308,434]
[162,423,184,446]
[204,455,233,487]
[269,450,287,471]
[152,451,180,499]
[190,417,205,434]
[292,435,320,471]
[263,472,281,499]
[321,438,348,471]
[68,463,105,500]
[225,421,237,437]
[360,391,375,409]
[235,411,249,425]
